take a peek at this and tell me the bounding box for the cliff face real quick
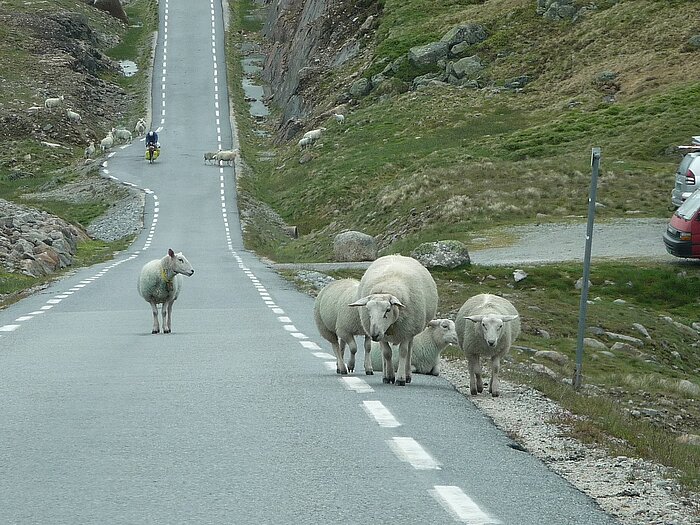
[261,0,381,138]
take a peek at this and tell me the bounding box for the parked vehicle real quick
[663,188,700,258]
[671,136,700,207]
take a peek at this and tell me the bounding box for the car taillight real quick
[686,168,696,185]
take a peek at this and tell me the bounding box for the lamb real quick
[370,319,458,376]
[65,109,81,123]
[349,254,438,386]
[44,95,64,111]
[137,248,195,334]
[84,141,95,159]
[297,136,313,150]
[112,128,132,144]
[333,113,345,125]
[455,293,521,397]
[313,279,372,375]
[99,131,114,152]
[214,149,238,166]
[203,151,218,164]
[302,127,327,143]
[134,118,146,136]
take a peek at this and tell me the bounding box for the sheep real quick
[313,278,372,375]
[203,151,218,164]
[65,109,81,123]
[455,293,521,397]
[333,113,345,125]
[214,149,238,166]
[297,136,313,150]
[112,127,132,144]
[44,95,64,111]
[84,141,95,159]
[349,254,438,386]
[134,118,146,136]
[302,127,327,143]
[137,248,195,334]
[99,131,114,152]
[370,319,458,376]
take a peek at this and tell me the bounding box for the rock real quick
[575,277,591,289]
[605,332,644,347]
[408,41,449,68]
[535,350,568,365]
[440,23,488,48]
[529,363,559,380]
[449,55,484,79]
[91,0,129,24]
[676,433,700,446]
[410,240,470,269]
[349,77,372,98]
[584,338,607,350]
[611,342,638,353]
[333,231,377,262]
[513,269,528,282]
[685,35,700,51]
[677,379,700,396]
[632,323,651,339]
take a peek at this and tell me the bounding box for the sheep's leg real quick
[490,355,501,397]
[332,340,348,375]
[467,354,481,395]
[163,300,173,334]
[381,342,394,384]
[363,336,373,375]
[149,301,160,334]
[396,340,410,386]
[345,336,358,373]
[404,340,413,384]
[475,356,484,393]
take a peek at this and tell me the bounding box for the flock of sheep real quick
[136,250,520,397]
[314,254,521,396]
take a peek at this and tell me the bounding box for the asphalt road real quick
[0,1,622,523]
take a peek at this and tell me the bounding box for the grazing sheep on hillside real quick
[112,128,132,144]
[44,95,64,111]
[349,254,438,386]
[333,113,345,125]
[137,249,195,334]
[203,151,218,164]
[455,293,520,397]
[302,127,327,143]
[100,131,114,152]
[314,279,372,375]
[214,149,238,166]
[66,109,81,123]
[134,118,147,136]
[370,319,458,376]
[84,141,95,160]
[297,136,313,150]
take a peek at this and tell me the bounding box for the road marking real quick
[324,361,337,372]
[388,437,440,470]
[0,325,20,332]
[312,352,334,359]
[14,316,33,322]
[300,341,321,350]
[430,486,501,525]
[363,400,401,428]
[340,377,374,393]
[290,332,308,340]
[278,316,291,323]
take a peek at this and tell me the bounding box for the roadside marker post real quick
[573,147,601,389]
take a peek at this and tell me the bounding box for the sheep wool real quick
[350,254,438,386]
[455,293,520,397]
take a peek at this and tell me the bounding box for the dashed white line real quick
[0,325,20,332]
[312,352,334,359]
[363,400,401,428]
[300,341,321,350]
[430,486,500,525]
[388,437,441,470]
[340,376,374,394]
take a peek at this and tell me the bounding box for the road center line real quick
[363,400,401,428]
[430,486,501,525]
[388,437,440,470]
[340,376,374,393]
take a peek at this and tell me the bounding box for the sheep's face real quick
[349,294,404,342]
[169,249,195,277]
[465,314,518,347]
[429,319,459,346]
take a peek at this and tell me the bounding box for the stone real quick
[677,379,700,396]
[333,231,377,262]
[408,41,449,68]
[605,332,644,347]
[440,23,488,48]
[676,433,700,446]
[349,77,372,98]
[410,240,470,269]
[535,350,568,365]
[450,55,483,79]
[584,338,607,350]
[685,35,700,51]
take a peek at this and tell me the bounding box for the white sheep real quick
[84,141,95,159]
[137,248,195,334]
[65,109,81,123]
[214,149,238,166]
[44,95,64,111]
[314,278,372,375]
[203,151,218,164]
[370,319,458,376]
[99,131,114,152]
[302,127,327,143]
[134,118,146,136]
[455,293,521,397]
[297,136,313,150]
[333,113,345,125]
[349,254,438,386]
[112,128,132,144]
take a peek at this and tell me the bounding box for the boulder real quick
[349,77,372,98]
[408,41,449,68]
[450,56,484,79]
[440,23,488,48]
[333,231,378,262]
[410,240,470,269]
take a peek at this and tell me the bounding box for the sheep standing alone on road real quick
[370,319,458,376]
[44,95,64,111]
[349,254,438,386]
[137,249,195,334]
[314,279,372,375]
[455,293,520,397]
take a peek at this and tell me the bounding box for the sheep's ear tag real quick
[168,248,174,257]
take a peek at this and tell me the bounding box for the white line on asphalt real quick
[290,332,309,340]
[388,437,440,470]
[300,341,321,350]
[324,361,338,371]
[278,317,291,323]
[340,377,374,393]
[15,316,33,322]
[430,486,501,525]
[363,400,401,428]
[312,352,334,359]
[0,325,20,331]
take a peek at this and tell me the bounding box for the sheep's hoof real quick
[406,376,412,384]
[339,370,348,375]
[491,391,500,398]
[348,367,354,373]
[382,377,392,384]
[470,388,478,396]
[395,379,406,386]
[365,370,374,375]
[152,330,159,334]
[336,369,341,374]
[164,329,171,334]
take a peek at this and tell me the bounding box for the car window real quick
[677,190,700,219]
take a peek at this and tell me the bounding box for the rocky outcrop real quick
[333,230,377,262]
[0,199,89,277]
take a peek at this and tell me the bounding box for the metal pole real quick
[573,147,601,389]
